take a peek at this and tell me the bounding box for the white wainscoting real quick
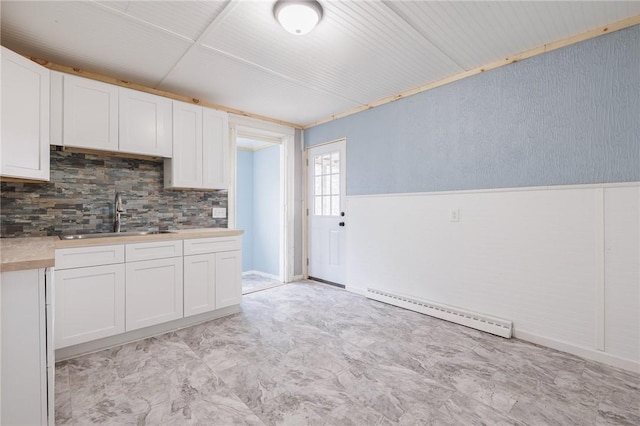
[346,183,639,372]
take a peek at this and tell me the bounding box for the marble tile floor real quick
[242,273,285,295]
[55,281,640,425]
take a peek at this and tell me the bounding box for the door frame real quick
[228,114,295,283]
[303,137,347,281]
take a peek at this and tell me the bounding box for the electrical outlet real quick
[212,207,227,218]
[449,208,460,222]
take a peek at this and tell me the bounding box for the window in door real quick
[313,151,340,216]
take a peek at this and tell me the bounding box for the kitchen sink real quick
[59,230,177,240]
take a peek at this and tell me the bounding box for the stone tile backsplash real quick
[0,150,228,237]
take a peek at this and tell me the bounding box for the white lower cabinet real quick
[53,236,241,351]
[126,257,183,331]
[215,250,242,309]
[183,237,242,317]
[2,268,53,426]
[184,253,216,317]
[54,244,125,349]
[55,264,125,348]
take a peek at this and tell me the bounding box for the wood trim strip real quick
[27,56,304,130]
[0,176,48,184]
[22,15,639,132]
[55,146,163,162]
[303,15,640,129]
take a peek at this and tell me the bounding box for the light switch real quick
[212,207,227,218]
[450,208,460,222]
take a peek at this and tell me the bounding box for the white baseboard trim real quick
[242,270,280,281]
[347,284,638,373]
[346,286,368,297]
[292,274,304,281]
[55,305,240,361]
[514,329,640,373]
[367,288,513,338]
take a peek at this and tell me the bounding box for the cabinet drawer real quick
[55,245,124,270]
[126,240,183,262]
[184,237,240,255]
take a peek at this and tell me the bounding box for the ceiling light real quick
[273,0,323,35]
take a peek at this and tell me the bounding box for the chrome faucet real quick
[113,192,124,233]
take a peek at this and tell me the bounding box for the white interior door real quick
[307,139,346,286]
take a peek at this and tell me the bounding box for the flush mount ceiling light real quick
[273,0,323,35]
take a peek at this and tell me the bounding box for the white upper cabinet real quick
[165,101,229,190]
[166,101,203,188]
[119,87,172,157]
[62,73,119,151]
[51,71,174,158]
[1,46,50,181]
[203,108,230,190]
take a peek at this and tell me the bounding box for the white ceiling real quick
[2,1,639,127]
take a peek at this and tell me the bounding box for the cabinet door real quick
[63,73,118,151]
[215,250,242,309]
[0,46,50,181]
[119,87,172,157]
[1,269,48,426]
[126,257,183,331]
[55,264,125,349]
[184,253,216,317]
[166,101,202,188]
[202,108,229,189]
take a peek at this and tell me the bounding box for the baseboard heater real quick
[366,288,513,338]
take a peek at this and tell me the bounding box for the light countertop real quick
[0,236,57,272]
[1,228,243,272]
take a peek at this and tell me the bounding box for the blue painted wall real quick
[305,25,640,196]
[253,145,281,276]
[236,149,254,271]
[236,145,281,275]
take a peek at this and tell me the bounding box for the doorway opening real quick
[229,115,296,295]
[236,138,285,294]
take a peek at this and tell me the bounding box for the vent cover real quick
[367,288,512,338]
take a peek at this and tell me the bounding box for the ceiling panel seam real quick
[197,44,365,108]
[381,0,466,72]
[330,2,449,77]
[91,1,196,43]
[156,0,240,88]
